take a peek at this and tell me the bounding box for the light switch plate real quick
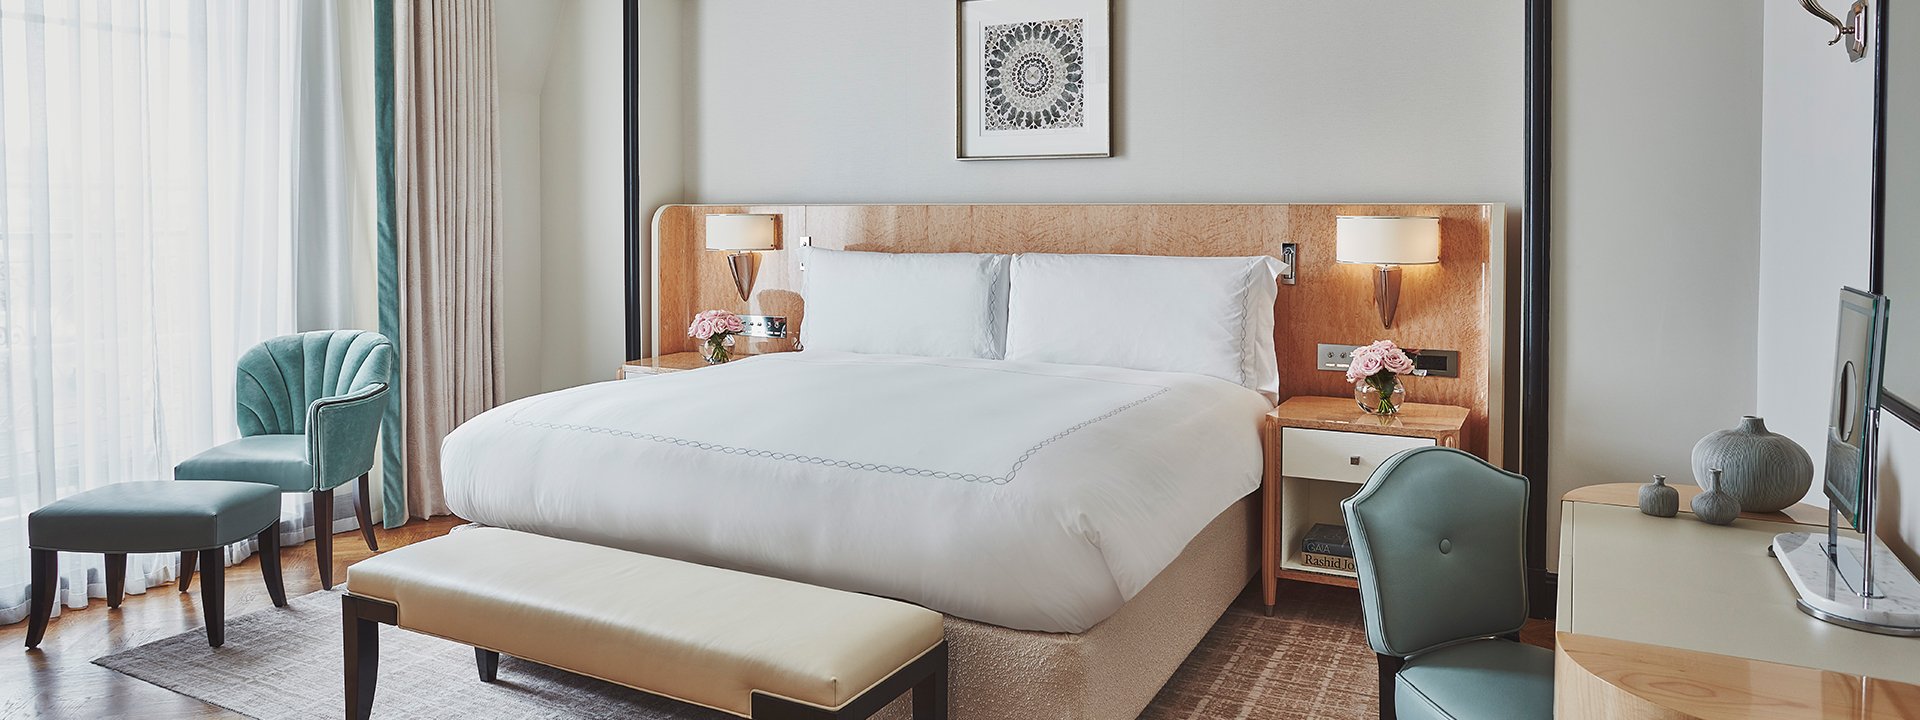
[740,315,788,338]
[1316,343,1460,378]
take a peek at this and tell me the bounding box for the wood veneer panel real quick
[1562,482,1830,527]
[653,203,1502,457]
[1556,632,1920,719]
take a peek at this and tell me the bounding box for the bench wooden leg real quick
[25,549,56,649]
[476,648,500,683]
[199,548,225,647]
[911,642,948,720]
[105,553,126,609]
[258,523,288,607]
[342,595,395,720]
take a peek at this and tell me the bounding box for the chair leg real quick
[105,553,126,609]
[259,523,288,607]
[314,490,335,590]
[354,473,379,552]
[178,550,197,592]
[476,648,500,683]
[1376,653,1405,720]
[25,549,56,649]
[199,548,225,647]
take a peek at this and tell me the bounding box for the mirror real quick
[1878,0,1920,412]
[1826,288,1887,527]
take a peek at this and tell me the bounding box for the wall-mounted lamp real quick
[1336,216,1440,329]
[705,214,781,302]
[1799,0,1869,62]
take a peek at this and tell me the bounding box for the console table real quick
[1556,484,1920,718]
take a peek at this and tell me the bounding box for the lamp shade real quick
[705,214,780,251]
[1335,216,1440,265]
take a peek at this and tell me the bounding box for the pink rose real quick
[688,309,743,341]
[1384,351,1416,375]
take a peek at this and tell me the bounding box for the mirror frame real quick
[1871,0,1920,427]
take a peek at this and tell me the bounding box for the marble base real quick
[1773,532,1920,637]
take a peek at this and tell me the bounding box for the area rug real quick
[95,584,1378,719]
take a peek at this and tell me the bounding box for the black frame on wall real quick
[619,1,1561,614]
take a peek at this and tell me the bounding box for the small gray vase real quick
[1639,474,1679,518]
[1691,416,1813,513]
[1690,468,1742,526]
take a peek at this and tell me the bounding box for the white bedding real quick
[442,351,1269,633]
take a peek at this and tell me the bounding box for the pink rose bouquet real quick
[688,310,746,363]
[1346,340,1419,415]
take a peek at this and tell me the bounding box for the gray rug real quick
[95,585,1383,719]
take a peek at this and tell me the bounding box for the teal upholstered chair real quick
[175,330,394,589]
[1340,446,1552,720]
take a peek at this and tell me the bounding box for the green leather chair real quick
[175,330,393,589]
[1341,446,1552,720]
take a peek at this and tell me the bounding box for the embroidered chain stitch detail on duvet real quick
[504,385,1169,486]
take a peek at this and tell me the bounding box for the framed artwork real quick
[956,0,1111,160]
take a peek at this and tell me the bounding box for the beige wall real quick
[494,0,560,402]
[1545,0,1764,568]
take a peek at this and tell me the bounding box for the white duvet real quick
[443,351,1268,633]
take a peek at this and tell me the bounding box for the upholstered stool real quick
[25,480,287,649]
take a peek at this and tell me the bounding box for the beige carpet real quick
[96,584,1380,719]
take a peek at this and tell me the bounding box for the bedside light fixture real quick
[1336,216,1440,329]
[705,214,780,302]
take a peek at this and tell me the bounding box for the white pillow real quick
[802,248,1012,359]
[1005,254,1284,399]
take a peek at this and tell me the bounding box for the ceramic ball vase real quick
[1690,416,1813,513]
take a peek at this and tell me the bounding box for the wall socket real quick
[740,315,788,338]
[1315,343,1460,378]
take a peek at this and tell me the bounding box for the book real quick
[1301,523,1353,557]
[1300,551,1357,574]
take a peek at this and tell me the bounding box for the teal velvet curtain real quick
[374,0,405,528]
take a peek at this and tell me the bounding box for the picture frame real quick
[955,0,1112,160]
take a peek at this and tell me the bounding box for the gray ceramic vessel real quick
[1690,416,1813,513]
[1690,468,1742,526]
[1639,474,1679,518]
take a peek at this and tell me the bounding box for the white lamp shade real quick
[1335,216,1441,265]
[705,214,780,251]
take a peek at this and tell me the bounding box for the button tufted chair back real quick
[1342,446,1529,658]
[236,330,394,437]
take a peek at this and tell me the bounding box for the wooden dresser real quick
[1556,484,1920,719]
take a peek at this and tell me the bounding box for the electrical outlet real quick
[1316,343,1460,378]
[740,315,788,339]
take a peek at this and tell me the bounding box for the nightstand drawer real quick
[1281,428,1433,484]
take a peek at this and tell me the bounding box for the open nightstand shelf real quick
[1261,396,1468,613]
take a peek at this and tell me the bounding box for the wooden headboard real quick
[652,203,1505,460]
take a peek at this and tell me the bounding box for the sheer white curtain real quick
[0,0,362,625]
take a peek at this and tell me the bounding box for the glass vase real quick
[701,335,736,364]
[1354,377,1406,415]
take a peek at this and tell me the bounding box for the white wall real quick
[539,0,633,391]
[1546,0,1764,567]
[494,0,561,402]
[1756,1,1919,568]
[686,1,1522,207]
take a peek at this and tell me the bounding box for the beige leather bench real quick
[341,527,947,720]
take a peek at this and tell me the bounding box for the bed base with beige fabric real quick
[341,527,949,720]
[870,496,1258,720]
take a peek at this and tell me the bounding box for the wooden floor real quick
[1,517,466,720]
[2,520,1554,719]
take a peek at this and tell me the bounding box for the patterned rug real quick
[96,584,1379,719]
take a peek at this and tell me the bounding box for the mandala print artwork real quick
[982,18,1086,131]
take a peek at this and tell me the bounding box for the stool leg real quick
[199,548,225,647]
[475,648,500,683]
[354,474,379,552]
[178,550,197,592]
[25,549,56,649]
[258,523,288,607]
[105,553,126,609]
[314,489,335,590]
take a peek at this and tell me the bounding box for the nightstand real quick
[615,352,717,380]
[1261,396,1468,613]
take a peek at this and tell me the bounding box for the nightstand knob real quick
[1349,455,1362,466]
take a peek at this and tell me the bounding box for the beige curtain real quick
[394,0,504,520]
